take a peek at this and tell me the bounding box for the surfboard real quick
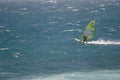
[74,38,81,42]
[74,38,84,43]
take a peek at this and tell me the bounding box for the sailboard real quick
[75,20,95,44]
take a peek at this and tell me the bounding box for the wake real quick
[74,38,120,45]
[88,40,120,45]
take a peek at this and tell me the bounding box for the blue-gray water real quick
[0,0,120,80]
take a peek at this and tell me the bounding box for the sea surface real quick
[0,0,120,80]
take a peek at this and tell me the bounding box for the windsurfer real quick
[83,35,87,43]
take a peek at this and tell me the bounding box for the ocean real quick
[0,0,120,80]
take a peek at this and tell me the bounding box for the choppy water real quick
[0,0,120,80]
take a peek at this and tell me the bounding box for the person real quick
[82,29,92,43]
[83,35,87,43]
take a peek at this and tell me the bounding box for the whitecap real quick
[72,9,79,12]
[66,23,73,25]
[99,4,105,7]
[13,53,21,58]
[101,8,106,11]
[89,10,99,13]
[20,8,28,11]
[67,6,73,9]
[63,29,82,32]
[63,52,67,55]
[63,30,74,32]
[0,48,9,51]
[76,21,81,24]
[49,21,58,24]
[6,29,10,32]
[48,0,56,3]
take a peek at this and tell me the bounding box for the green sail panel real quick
[81,20,95,40]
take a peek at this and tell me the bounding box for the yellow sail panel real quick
[82,20,95,40]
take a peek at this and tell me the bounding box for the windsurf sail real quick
[81,20,95,41]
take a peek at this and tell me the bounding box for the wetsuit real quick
[83,36,87,43]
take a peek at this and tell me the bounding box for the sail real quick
[82,20,95,40]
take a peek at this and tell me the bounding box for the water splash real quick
[88,40,120,45]
[74,38,120,45]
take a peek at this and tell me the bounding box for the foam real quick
[75,38,120,45]
[89,10,99,13]
[63,29,82,32]
[0,48,9,51]
[10,70,120,80]
[72,9,79,12]
[88,40,120,45]
[48,0,57,3]
[13,53,21,58]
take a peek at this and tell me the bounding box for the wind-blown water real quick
[0,0,120,80]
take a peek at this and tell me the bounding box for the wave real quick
[10,70,120,80]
